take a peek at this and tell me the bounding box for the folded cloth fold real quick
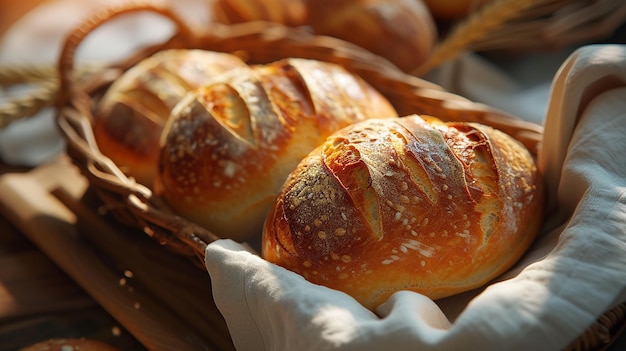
[205,44,626,351]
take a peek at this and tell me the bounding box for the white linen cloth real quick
[204,44,626,351]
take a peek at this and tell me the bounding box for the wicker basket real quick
[16,2,626,351]
[56,3,544,261]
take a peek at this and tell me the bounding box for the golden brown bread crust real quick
[262,115,544,310]
[93,49,246,186]
[211,0,437,72]
[305,0,438,72]
[154,58,398,242]
[213,0,307,26]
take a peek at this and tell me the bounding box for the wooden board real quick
[0,155,234,351]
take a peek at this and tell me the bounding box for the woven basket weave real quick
[22,2,626,351]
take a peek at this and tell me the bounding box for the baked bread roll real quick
[305,0,437,72]
[93,49,246,185]
[211,0,438,72]
[155,58,398,242]
[262,115,544,309]
[212,0,306,26]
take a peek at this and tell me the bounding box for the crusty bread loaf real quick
[305,0,438,72]
[211,0,438,72]
[262,115,544,309]
[154,58,398,242]
[212,0,306,26]
[93,49,246,185]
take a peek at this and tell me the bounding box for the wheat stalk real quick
[413,0,549,76]
[0,80,59,129]
[0,63,103,129]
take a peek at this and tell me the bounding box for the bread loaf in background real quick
[93,49,247,186]
[155,58,398,242]
[305,0,437,72]
[211,0,438,72]
[212,0,307,26]
[262,115,544,309]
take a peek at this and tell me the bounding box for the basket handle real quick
[55,4,221,263]
[57,2,197,110]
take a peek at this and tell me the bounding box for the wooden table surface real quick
[0,156,235,351]
[0,161,148,351]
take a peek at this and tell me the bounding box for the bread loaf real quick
[212,0,306,26]
[211,0,438,72]
[155,58,398,242]
[93,49,246,185]
[305,0,438,72]
[262,115,544,309]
